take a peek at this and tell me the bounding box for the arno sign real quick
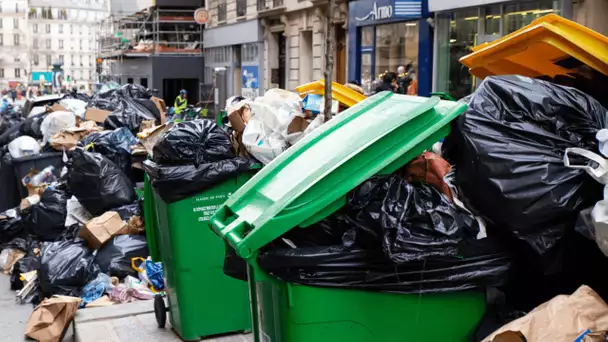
[355,2,393,21]
[353,0,422,23]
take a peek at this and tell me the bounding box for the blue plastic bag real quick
[132,257,164,291]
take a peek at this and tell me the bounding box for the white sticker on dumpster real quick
[193,204,221,222]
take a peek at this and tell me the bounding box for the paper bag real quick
[485,286,608,342]
[25,295,82,342]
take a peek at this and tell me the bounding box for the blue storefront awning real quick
[350,0,425,26]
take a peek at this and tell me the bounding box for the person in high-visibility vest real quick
[174,89,188,114]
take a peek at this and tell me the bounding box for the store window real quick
[435,0,560,99]
[374,22,419,83]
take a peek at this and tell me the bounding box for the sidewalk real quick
[70,300,252,342]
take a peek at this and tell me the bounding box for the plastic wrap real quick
[152,120,234,166]
[143,157,255,203]
[94,235,149,279]
[110,201,142,222]
[444,75,607,254]
[59,99,87,118]
[39,239,99,297]
[68,148,137,216]
[22,188,69,241]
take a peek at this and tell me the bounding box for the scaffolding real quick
[98,7,204,62]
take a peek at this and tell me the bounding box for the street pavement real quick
[0,273,252,341]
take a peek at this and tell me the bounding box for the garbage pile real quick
[0,84,167,317]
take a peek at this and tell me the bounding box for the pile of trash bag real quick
[259,171,511,294]
[79,127,139,177]
[19,112,48,140]
[152,120,235,165]
[444,75,607,255]
[95,235,149,278]
[68,148,137,216]
[144,119,256,203]
[38,239,100,297]
[22,188,69,241]
[0,208,24,244]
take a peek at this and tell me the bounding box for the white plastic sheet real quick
[59,99,87,119]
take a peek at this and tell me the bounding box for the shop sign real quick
[353,0,422,23]
[242,66,259,98]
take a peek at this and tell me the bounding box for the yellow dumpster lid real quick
[296,80,366,108]
[460,14,608,80]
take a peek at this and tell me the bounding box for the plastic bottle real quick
[29,166,55,187]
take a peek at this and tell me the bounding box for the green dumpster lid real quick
[211,91,467,259]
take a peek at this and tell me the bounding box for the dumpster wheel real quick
[154,295,167,328]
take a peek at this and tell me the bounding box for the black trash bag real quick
[22,188,68,241]
[0,110,24,136]
[62,92,90,102]
[0,123,24,146]
[346,175,481,263]
[259,236,510,294]
[87,96,121,112]
[115,84,154,99]
[68,148,137,216]
[143,157,255,203]
[111,201,142,222]
[11,255,40,290]
[79,127,138,177]
[19,112,48,139]
[223,242,247,282]
[103,98,157,133]
[135,98,161,122]
[38,239,99,297]
[152,120,235,166]
[94,235,149,278]
[0,207,24,244]
[443,75,607,255]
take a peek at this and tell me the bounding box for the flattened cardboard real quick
[80,211,128,250]
[85,108,112,123]
[151,97,167,124]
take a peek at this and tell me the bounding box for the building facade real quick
[430,0,569,99]
[0,1,29,90]
[203,0,264,98]
[0,0,110,91]
[204,0,349,97]
[347,0,431,95]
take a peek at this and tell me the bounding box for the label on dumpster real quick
[192,194,228,222]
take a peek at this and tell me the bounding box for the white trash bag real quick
[40,111,76,142]
[8,136,41,158]
[59,99,87,119]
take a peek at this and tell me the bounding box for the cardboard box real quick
[25,296,81,342]
[141,123,173,157]
[227,101,252,133]
[85,108,112,123]
[151,97,167,124]
[80,211,128,250]
[50,104,67,112]
[287,116,309,134]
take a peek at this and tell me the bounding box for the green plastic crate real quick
[211,92,482,342]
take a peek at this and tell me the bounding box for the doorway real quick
[270,32,286,89]
[162,78,199,105]
[335,25,346,84]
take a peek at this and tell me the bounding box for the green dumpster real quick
[147,170,255,341]
[211,92,485,341]
[143,175,161,262]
